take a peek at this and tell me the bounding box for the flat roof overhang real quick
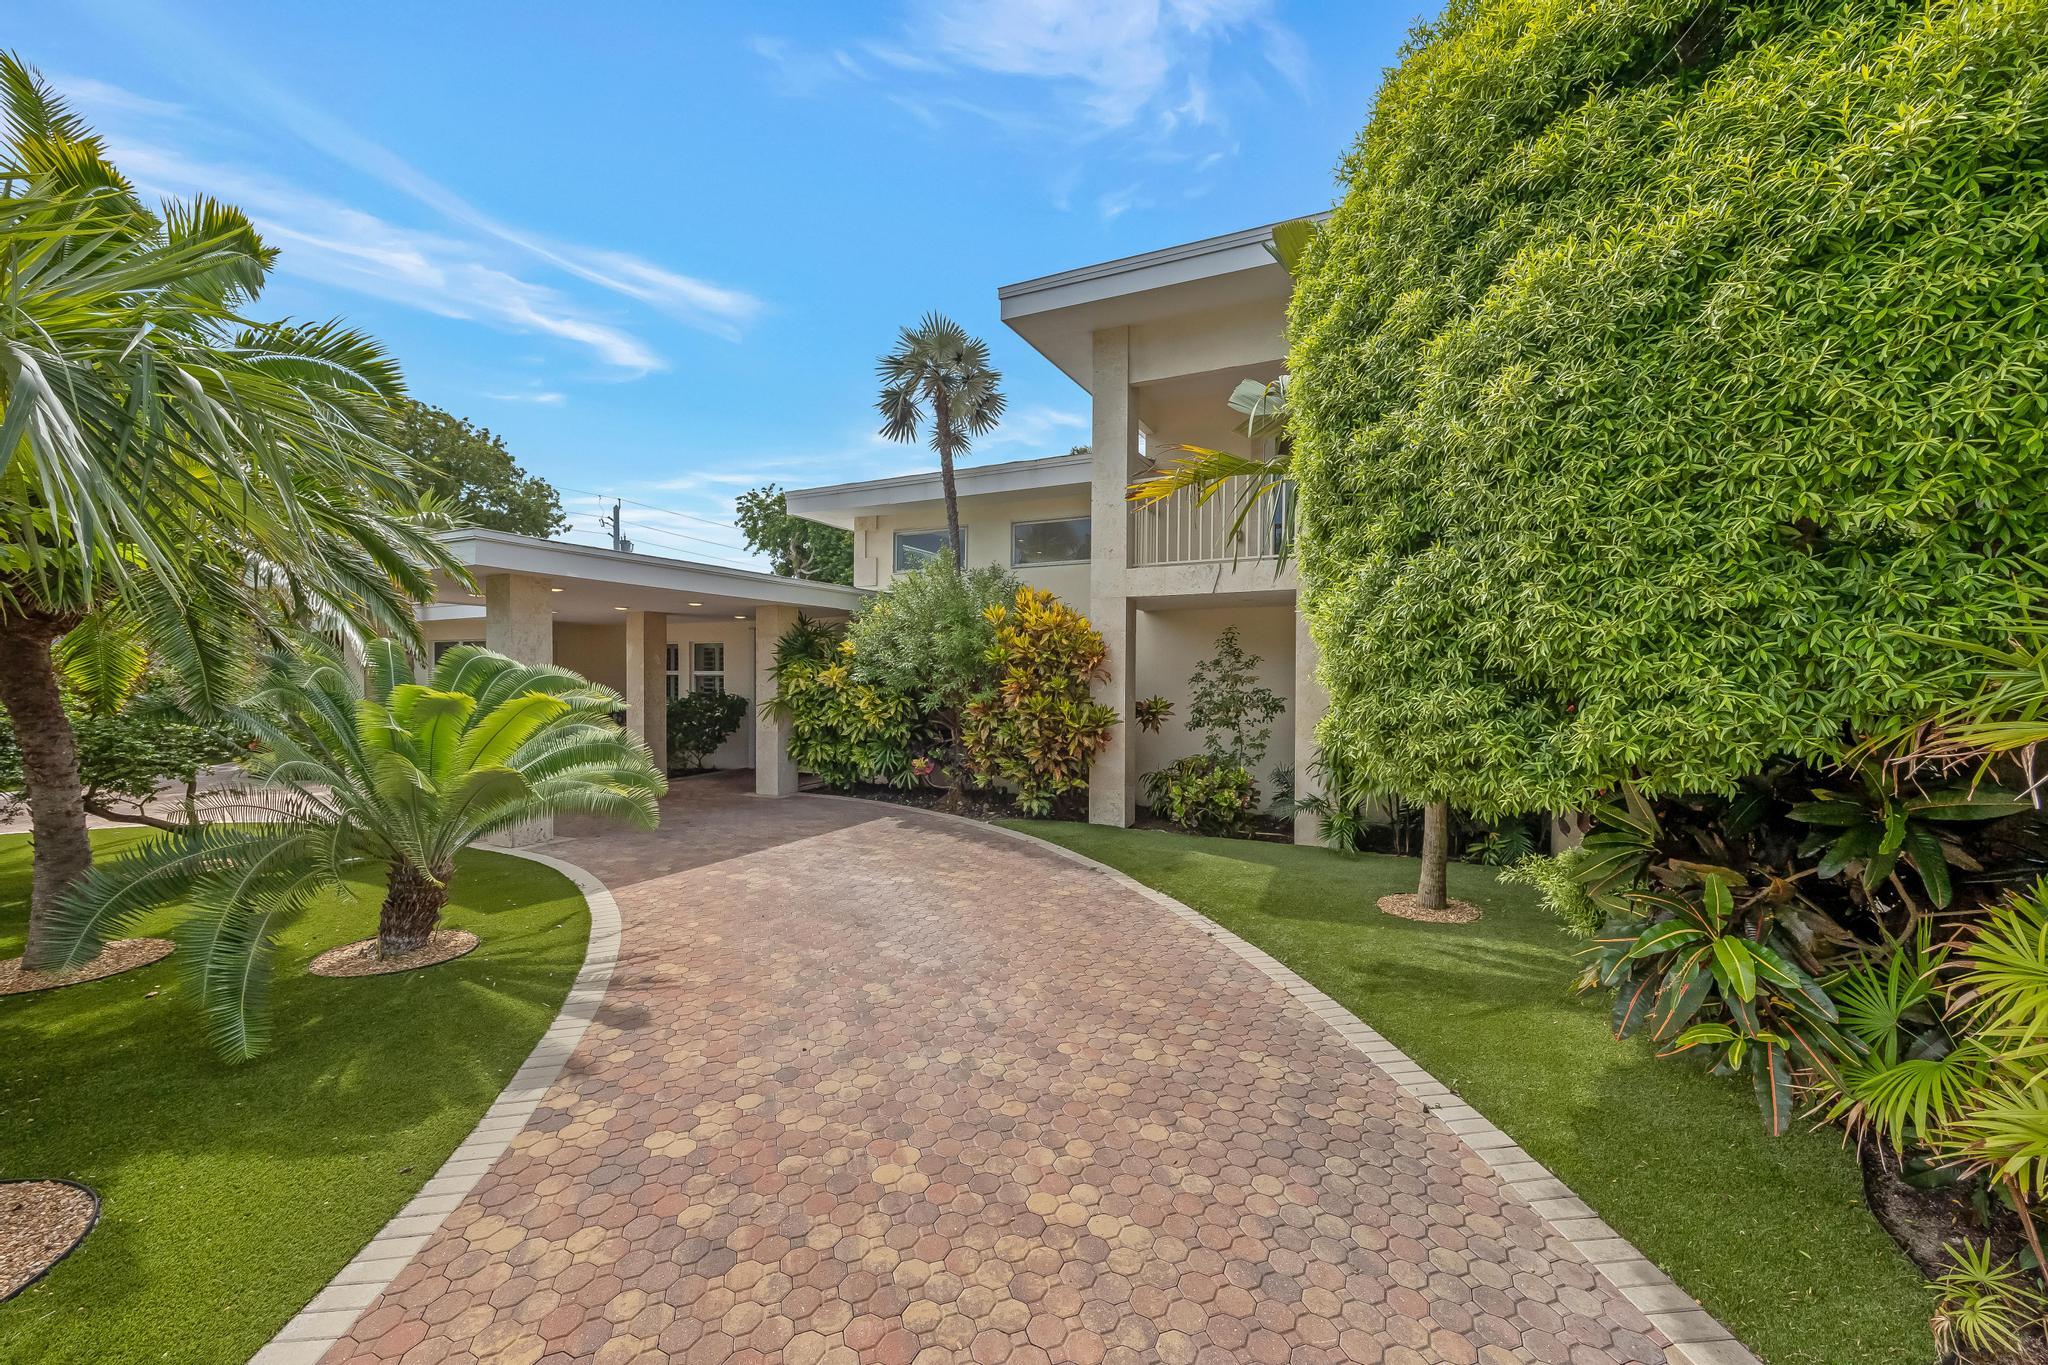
[784,452,1090,529]
[431,529,870,626]
[997,215,1326,391]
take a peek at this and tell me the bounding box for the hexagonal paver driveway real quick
[321,776,1671,1365]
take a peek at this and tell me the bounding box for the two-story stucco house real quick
[411,218,1324,842]
[786,218,1323,840]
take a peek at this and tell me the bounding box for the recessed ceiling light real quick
[734,614,748,620]
[688,601,703,607]
[550,587,565,593]
[613,606,629,612]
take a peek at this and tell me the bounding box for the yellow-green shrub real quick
[961,587,1119,816]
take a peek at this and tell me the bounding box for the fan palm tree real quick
[876,313,1005,569]
[0,54,456,967]
[43,640,666,1059]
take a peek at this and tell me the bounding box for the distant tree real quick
[735,485,854,583]
[876,314,1006,571]
[392,399,567,538]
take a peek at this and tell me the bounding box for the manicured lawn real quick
[1006,822,1932,1365]
[0,830,590,1365]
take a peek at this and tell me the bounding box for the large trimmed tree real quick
[0,55,454,968]
[1288,0,2048,818]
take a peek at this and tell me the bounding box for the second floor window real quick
[893,529,964,571]
[1011,516,1091,567]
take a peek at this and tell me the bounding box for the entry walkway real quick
[320,775,1672,1364]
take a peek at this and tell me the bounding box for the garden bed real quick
[0,830,591,1365]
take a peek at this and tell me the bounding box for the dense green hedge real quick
[1289,0,2048,813]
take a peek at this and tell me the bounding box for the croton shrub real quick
[960,587,1118,816]
[766,616,918,789]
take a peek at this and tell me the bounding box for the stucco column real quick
[753,604,799,798]
[1292,610,1332,847]
[481,572,556,846]
[1088,326,1140,827]
[483,573,553,665]
[625,610,668,773]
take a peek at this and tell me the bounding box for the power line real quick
[558,486,742,534]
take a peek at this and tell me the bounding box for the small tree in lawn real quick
[876,314,1005,570]
[47,641,665,1059]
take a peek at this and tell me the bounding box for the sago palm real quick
[43,642,666,1059]
[876,313,1005,569]
[0,53,456,968]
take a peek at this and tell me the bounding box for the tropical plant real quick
[960,587,1119,816]
[1286,0,2048,824]
[1134,695,1174,733]
[1465,817,1538,868]
[1570,788,1859,1136]
[735,484,854,584]
[667,690,746,772]
[1499,845,1602,938]
[43,641,664,1059]
[875,313,1006,568]
[1143,755,1258,838]
[1186,626,1285,772]
[847,554,1014,789]
[0,676,246,833]
[0,56,457,968]
[1788,771,2031,911]
[1930,1240,2045,1362]
[768,619,918,790]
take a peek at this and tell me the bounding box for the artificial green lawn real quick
[0,829,590,1365]
[1007,822,1931,1365]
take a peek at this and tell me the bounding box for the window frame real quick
[665,642,682,702]
[432,639,485,665]
[892,527,965,572]
[689,641,726,696]
[1008,515,1092,568]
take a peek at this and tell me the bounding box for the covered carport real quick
[419,530,868,802]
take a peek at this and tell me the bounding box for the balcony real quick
[1128,477,1292,567]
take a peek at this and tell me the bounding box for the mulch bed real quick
[0,1180,98,1301]
[1377,892,1484,924]
[308,930,478,978]
[0,938,174,996]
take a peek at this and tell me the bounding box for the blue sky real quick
[22,1,1427,567]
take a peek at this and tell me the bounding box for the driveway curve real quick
[321,776,1670,1365]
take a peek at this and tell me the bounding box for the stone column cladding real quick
[1088,326,1140,827]
[482,572,554,666]
[482,572,555,846]
[753,603,800,798]
[624,610,668,773]
[1293,609,1332,846]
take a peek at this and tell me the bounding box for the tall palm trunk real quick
[933,387,963,568]
[1417,800,1451,911]
[0,608,93,970]
[378,861,450,957]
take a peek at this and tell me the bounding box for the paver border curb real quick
[247,846,621,1365]
[814,795,1761,1365]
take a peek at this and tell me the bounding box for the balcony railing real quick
[1129,477,1292,568]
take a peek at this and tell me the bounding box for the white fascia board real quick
[438,530,871,611]
[785,453,1091,528]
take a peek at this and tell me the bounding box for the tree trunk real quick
[0,611,94,970]
[1417,800,1451,912]
[377,861,450,957]
[933,388,963,570]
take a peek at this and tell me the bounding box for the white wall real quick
[1131,604,1298,804]
[665,619,757,769]
[851,488,1092,603]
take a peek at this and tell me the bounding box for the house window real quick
[893,528,964,571]
[1010,516,1091,566]
[432,639,484,663]
[689,642,726,695]
[665,643,681,701]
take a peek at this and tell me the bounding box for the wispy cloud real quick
[48,59,762,372]
[749,1,1309,220]
[485,390,568,406]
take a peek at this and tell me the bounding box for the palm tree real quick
[876,313,1006,568]
[0,55,455,967]
[43,641,666,1059]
